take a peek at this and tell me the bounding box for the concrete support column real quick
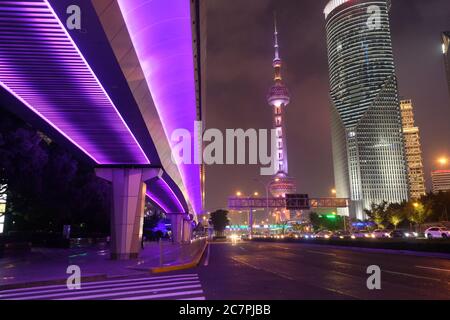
[167,213,183,243]
[96,167,161,260]
[182,219,192,242]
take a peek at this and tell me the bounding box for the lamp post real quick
[253,178,278,221]
[236,190,261,238]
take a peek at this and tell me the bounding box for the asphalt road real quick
[194,241,450,300]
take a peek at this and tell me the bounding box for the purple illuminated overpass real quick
[0,0,203,215]
[0,0,149,165]
[118,0,202,215]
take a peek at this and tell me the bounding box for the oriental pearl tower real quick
[267,16,296,221]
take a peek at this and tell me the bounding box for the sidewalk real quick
[0,238,206,289]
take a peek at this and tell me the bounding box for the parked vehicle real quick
[372,229,391,238]
[424,227,450,239]
[300,232,316,239]
[388,229,417,239]
[351,230,375,239]
[315,230,333,239]
[331,230,352,239]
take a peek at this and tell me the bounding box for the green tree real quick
[364,201,388,228]
[0,106,111,236]
[386,202,405,229]
[407,201,432,231]
[210,209,229,236]
[308,211,344,231]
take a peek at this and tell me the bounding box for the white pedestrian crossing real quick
[0,273,206,300]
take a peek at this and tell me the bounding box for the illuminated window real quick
[276,127,282,137]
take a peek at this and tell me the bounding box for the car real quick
[372,229,391,238]
[351,230,375,239]
[424,227,450,239]
[300,232,316,239]
[389,229,419,239]
[286,232,301,239]
[331,230,352,239]
[315,230,333,239]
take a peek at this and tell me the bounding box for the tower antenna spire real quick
[274,12,280,61]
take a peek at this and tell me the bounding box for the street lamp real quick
[331,188,336,195]
[236,191,242,197]
[438,157,448,166]
[253,178,273,219]
[254,191,259,197]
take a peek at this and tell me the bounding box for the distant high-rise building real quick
[266,16,296,221]
[442,32,450,102]
[431,170,450,193]
[324,0,409,219]
[400,100,426,199]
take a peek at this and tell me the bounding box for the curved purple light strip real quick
[0,0,150,165]
[146,191,170,214]
[159,177,185,213]
[43,0,150,165]
[117,0,202,214]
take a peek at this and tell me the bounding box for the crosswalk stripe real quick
[178,296,206,300]
[0,273,198,294]
[4,280,201,300]
[59,284,203,300]
[0,273,206,300]
[0,276,199,298]
[116,290,205,301]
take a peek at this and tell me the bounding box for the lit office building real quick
[443,32,450,102]
[400,100,426,199]
[324,0,409,219]
[431,170,450,193]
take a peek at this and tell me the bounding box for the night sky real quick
[204,0,450,212]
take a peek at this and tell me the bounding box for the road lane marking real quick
[383,270,441,282]
[232,258,360,299]
[204,244,211,266]
[272,245,291,250]
[331,261,354,267]
[306,250,336,257]
[230,257,295,281]
[415,265,450,273]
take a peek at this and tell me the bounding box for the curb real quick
[150,241,208,274]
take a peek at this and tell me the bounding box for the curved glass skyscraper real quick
[324,0,409,219]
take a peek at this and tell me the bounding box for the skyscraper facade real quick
[400,100,426,199]
[431,170,450,193]
[324,0,409,219]
[442,32,450,103]
[267,17,296,221]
